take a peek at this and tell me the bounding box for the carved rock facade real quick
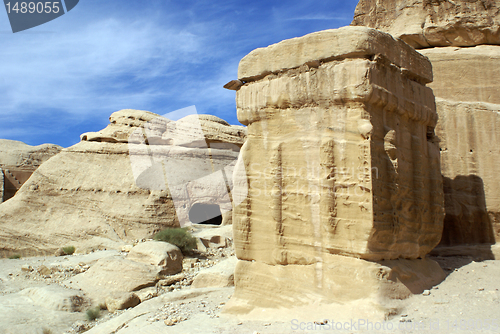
[228,26,445,313]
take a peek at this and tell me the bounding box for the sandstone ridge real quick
[0,110,245,257]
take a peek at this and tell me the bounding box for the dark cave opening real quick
[188,203,222,225]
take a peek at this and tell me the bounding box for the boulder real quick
[192,256,237,288]
[419,45,500,104]
[351,0,500,49]
[105,292,141,313]
[126,241,183,275]
[19,286,90,312]
[158,273,185,286]
[0,110,245,257]
[64,256,159,303]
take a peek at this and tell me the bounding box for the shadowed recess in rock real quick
[440,175,496,246]
[189,203,223,225]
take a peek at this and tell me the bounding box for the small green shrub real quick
[61,246,76,255]
[86,307,101,321]
[153,227,197,253]
[8,254,21,259]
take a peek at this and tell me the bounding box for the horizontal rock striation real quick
[419,45,500,104]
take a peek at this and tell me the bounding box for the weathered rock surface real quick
[235,26,443,262]
[191,224,233,250]
[2,248,499,334]
[19,285,90,312]
[82,111,246,148]
[165,114,246,148]
[84,287,235,334]
[351,0,500,49]
[129,112,246,227]
[0,110,245,257]
[64,256,160,303]
[229,26,444,314]
[0,167,3,204]
[192,256,237,288]
[434,98,500,247]
[126,241,183,275]
[105,292,141,313]
[0,139,62,168]
[351,0,500,254]
[419,45,500,104]
[80,109,160,143]
[227,256,445,312]
[238,26,433,84]
[0,139,61,202]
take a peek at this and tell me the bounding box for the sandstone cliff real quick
[351,0,500,49]
[419,46,500,105]
[0,139,62,168]
[435,99,500,247]
[352,0,500,258]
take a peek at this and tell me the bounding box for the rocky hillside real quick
[0,110,246,257]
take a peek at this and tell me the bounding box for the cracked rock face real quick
[351,0,500,49]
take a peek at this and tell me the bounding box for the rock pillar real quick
[228,26,445,315]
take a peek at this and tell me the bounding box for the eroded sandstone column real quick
[228,26,445,313]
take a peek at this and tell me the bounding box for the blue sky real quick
[0,0,357,147]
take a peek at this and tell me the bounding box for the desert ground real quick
[1,243,499,334]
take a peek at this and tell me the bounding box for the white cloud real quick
[0,0,357,145]
[283,15,349,21]
[0,17,205,117]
